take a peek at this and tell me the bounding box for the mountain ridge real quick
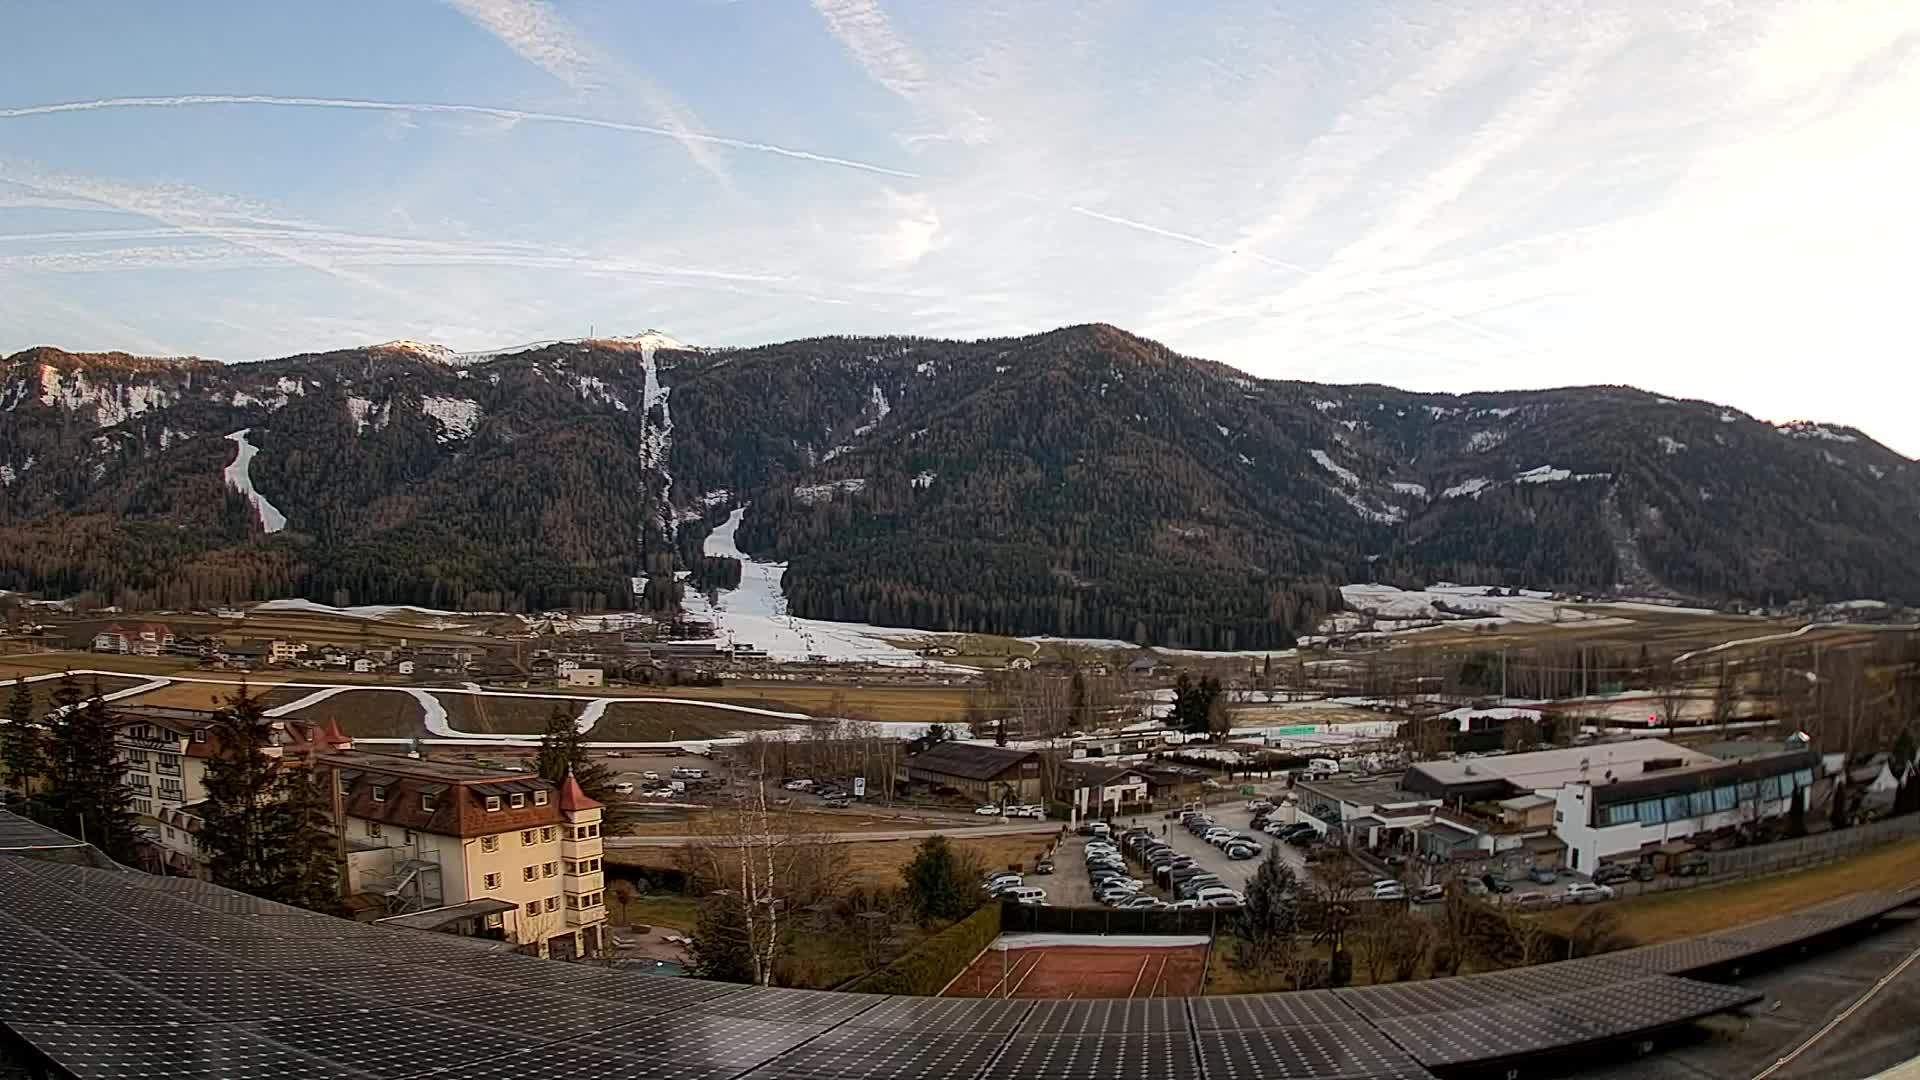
[3,325,1916,646]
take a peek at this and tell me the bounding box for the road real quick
[606,820,1060,847]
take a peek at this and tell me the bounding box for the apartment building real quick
[111,707,235,874]
[317,750,607,959]
[92,622,176,656]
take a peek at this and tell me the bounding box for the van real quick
[1088,822,1110,838]
[612,782,635,795]
[1308,758,1339,774]
[1003,887,1047,905]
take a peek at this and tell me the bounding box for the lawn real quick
[4,675,151,717]
[438,695,580,736]
[1534,836,1920,944]
[589,700,798,741]
[283,689,428,738]
[604,831,1058,892]
[608,892,701,932]
[121,678,296,710]
[0,652,196,678]
[660,684,974,725]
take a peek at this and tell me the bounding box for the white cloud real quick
[811,0,991,145]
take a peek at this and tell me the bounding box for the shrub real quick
[844,903,1001,995]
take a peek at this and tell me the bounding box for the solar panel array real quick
[1604,886,1920,976]
[1,827,1904,1080]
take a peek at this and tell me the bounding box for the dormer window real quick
[192,729,208,743]
[485,796,502,812]
[372,785,386,803]
[422,794,436,812]
[338,777,352,796]
[533,791,549,807]
[510,793,525,809]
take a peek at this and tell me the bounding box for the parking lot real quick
[1149,804,1309,892]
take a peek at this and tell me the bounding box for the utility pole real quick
[1500,648,1508,701]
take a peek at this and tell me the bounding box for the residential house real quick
[1063,763,1151,821]
[1006,656,1033,671]
[268,639,309,664]
[92,622,174,656]
[352,658,375,674]
[1126,657,1164,677]
[561,667,605,689]
[111,706,263,875]
[905,742,1047,804]
[317,749,608,959]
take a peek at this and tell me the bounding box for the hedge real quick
[843,903,1002,995]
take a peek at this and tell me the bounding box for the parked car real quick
[1034,859,1054,875]
[612,782,635,795]
[822,797,850,809]
[1593,864,1633,886]
[1481,873,1514,894]
[1462,878,1489,897]
[1005,887,1047,905]
[1565,883,1615,904]
[1633,862,1656,882]
[1118,895,1160,910]
[1225,842,1260,861]
[641,771,660,782]
[975,805,1003,816]
[1513,892,1551,910]
[783,779,814,791]
[1527,866,1558,885]
[1413,885,1446,905]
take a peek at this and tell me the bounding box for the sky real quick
[1,0,1915,456]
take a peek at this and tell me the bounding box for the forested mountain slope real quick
[2,326,1915,648]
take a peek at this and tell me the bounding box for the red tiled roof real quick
[556,772,602,812]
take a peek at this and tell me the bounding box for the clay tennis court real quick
[942,935,1210,999]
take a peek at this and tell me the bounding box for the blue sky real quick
[2,0,1915,455]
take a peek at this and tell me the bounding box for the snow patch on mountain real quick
[35,367,175,427]
[1334,489,1405,525]
[794,478,868,504]
[344,396,389,436]
[1442,477,1493,499]
[912,471,936,489]
[1658,436,1687,455]
[1720,411,1738,423]
[1310,449,1360,487]
[852,384,892,437]
[1311,399,1341,412]
[1777,421,1858,443]
[1868,464,1886,480]
[575,375,629,411]
[373,339,458,362]
[419,396,481,440]
[1466,430,1506,453]
[1513,465,1611,485]
[0,464,13,487]
[1390,481,1429,498]
[222,429,287,534]
[1426,406,1460,419]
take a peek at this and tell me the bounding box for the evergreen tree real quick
[268,762,346,914]
[199,688,289,895]
[1787,787,1808,837]
[532,704,614,801]
[900,835,979,923]
[1170,673,1223,736]
[1,677,45,796]
[42,680,137,862]
[1230,852,1300,977]
[687,895,756,983]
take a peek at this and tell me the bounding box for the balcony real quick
[562,869,604,894]
[563,902,605,927]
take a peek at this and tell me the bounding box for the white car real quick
[783,779,813,791]
[642,771,660,782]
[1371,883,1407,900]
[612,782,635,795]
[1565,883,1616,904]
[975,805,1003,816]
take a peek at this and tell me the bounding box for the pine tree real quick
[1,677,45,796]
[532,704,614,801]
[42,680,138,862]
[687,895,756,983]
[900,835,979,923]
[198,688,287,895]
[267,762,345,914]
[1230,852,1300,977]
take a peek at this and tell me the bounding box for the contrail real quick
[1068,204,1532,350]
[0,95,921,179]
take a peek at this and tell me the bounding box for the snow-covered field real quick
[222,429,287,534]
[679,508,961,667]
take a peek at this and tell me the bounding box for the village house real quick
[92,622,175,656]
[904,742,1047,805]
[1063,762,1152,821]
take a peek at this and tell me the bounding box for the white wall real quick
[1553,784,1799,872]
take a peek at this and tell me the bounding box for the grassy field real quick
[121,678,298,710]
[591,700,798,741]
[661,684,973,724]
[605,831,1056,892]
[438,695,579,736]
[614,809,988,837]
[0,652,197,678]
[608,892,701,932]
[1534,836,1920,944]
[3,674,151,716]
[283,689,428,738]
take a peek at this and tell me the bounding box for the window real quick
[521,829,538,845]
[587,823,600,838]
[480,835,499,853]
[402,829,415,844]
[1760,776,1782,800]
[483,872,501,889]
[1554,810,1565,824]
[1794,768,1814,790]
[159,779,183,798]
[192,729,207,743]
[1713,785,1737,813]
[372,785,386,803]
[338,777,352,796]
[542,862,557,878]
[510,793,525,809]
[525,901,540,917]
[164,827,174,840]
[1663,794,1691,822]
[1738,780,1758,804]
[422,794,436,812]
[588,857,599,872]
[485,796,501,812]
[540,826,555,843]
[133,799,153,816]
[523,865,537,882]
[368,822,383,839]
[544,896,559,912]
[125,749,149,767]
[1601,803,1637,827]
[534,791,549,806]
[1689,790,1714,817]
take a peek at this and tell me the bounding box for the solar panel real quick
[1335,976,1516,1020]
[1535,975,1760,1039]
[116,969,391,1023]
[1196,1025,1435,1080]
[414,988,669,1041]
[737,1027,1011,1080]
[1451,956,1650,999]
[1020,997,1187,1034]
[1189,989,1357,1030]
[1373,1003,1609,1066]
[984,1033,1200,1080]
[0,962,184,1026]
[0,810,88,849]
[579,1014,829,1071]
[839,995,1033,1033]
[692,986,887,1025]
[230,1011,541,1077]
[6,1021,370,1079]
